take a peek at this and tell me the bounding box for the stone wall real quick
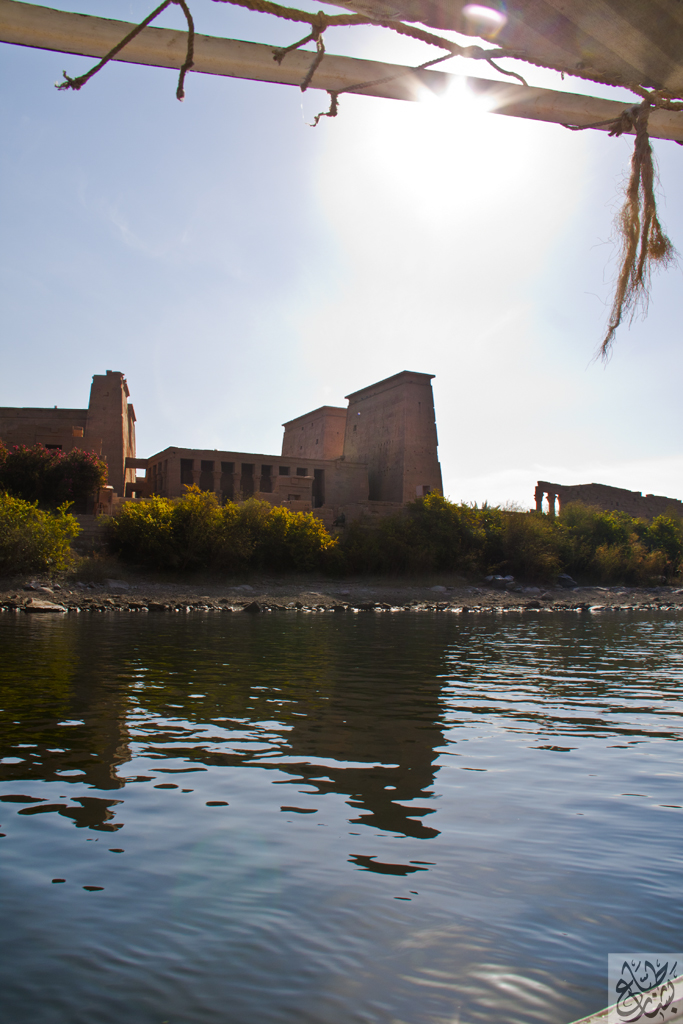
[84,371,136,497]
[138,447,368,510]
[137,370,442,523]
[1,369,444,524]
[342,371,442,503]
[0,370,136,500]
[281,406,347,460]
[334,500,406,523]
[0,406,88,451]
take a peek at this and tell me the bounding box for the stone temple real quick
[5,370,683,523]
[0,369,443,524]
[136,370,443,526]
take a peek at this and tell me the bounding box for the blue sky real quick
[1,0,682,507]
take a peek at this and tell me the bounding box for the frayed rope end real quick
[599,103,679,360]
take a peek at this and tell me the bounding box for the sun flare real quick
[358,77,535,223]
[418,74,498,119]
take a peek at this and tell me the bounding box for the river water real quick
[1,611,682,1024]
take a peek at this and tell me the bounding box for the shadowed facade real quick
[0,369,442,522]
[0,370,136,499]
[137,370,443,523]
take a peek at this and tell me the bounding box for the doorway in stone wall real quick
[221,462,234,502]
[313,469,325,508]
[241,464,254,498]
[180,459,194,488]
[200,460,214,491]
[260,465,273,493]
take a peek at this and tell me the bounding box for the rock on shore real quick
[2,575,683,616]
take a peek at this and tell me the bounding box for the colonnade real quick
[534,482,561,517]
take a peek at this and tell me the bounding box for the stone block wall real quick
[85,371,136,498]
[0,406,88,451]
[342,371,442,503]
[139,447,368,512]
[0,370,136,501]
[2,368,442,527]
[282,406,347,460]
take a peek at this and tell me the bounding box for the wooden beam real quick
[1,0,682,141]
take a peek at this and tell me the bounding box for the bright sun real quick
[352,75,539,224]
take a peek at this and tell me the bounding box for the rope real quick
[54,0,683,108]
[273,30,318,64]
[310,90,339,126]
[51,0,683,357]
[564,108,640,135]
[308,51,460,124]
[560,96,678,356]
[213,0,496,62]
[56,0,195,101]
[215,0,683,103]
[55,0,502,101]
[55,0,683,110]
[599,102,677,358]
[485,57,528,87]
[173,0,195,99]
[300,31,324,91]
[489,49,683,105]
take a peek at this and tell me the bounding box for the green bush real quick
[496,510,561,581]
[105,487,683,584]
[0,443,107,511]
[590,540,667,585]
[642,515,683,566]
[107,487,337,572]
[338,494,549,578]
[0,492,81,574]
[339,493,505,575]
[335,495,683,583]
[557,504,683,584]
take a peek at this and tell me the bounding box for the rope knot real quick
[607,105,640,137]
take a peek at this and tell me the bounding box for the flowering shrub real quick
[108,487,337,572]
[0,492,81,573]
[0,443,107,511]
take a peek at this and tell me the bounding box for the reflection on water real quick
[1,612,682,1024]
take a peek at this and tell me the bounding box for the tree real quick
[0,443,108,512]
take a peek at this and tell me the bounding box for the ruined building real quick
[535,480,683,520]
[1,369,442,522]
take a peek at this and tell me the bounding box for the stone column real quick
[547,492,557,517]
[167,457,182,498]
[534,485,544,512]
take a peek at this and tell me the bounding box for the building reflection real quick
[0,614,448,842]
[0,616,131,830]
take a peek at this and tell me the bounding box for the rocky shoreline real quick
[2,574,683,615]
